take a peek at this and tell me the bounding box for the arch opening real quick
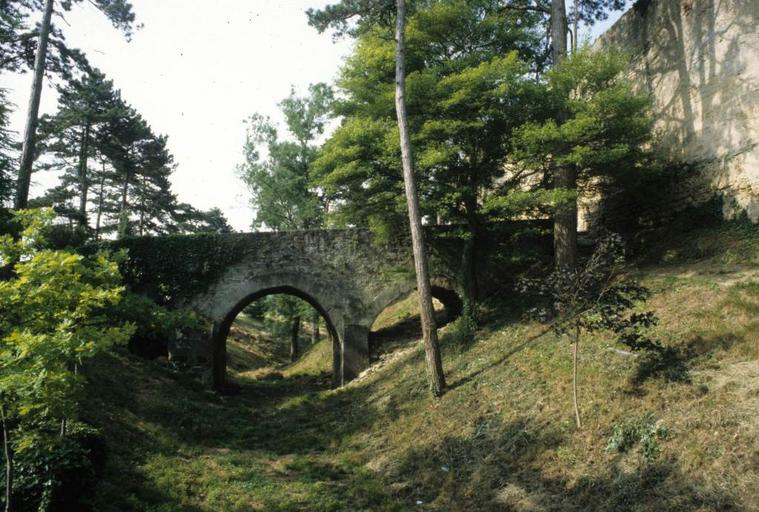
[368,286,462,359]
[212,286,341,391]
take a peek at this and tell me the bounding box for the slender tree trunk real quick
[462,206,480,311]
[77,122,91,228]
[1,407,13,512]
[15,0,55,210]
[572,326,582,428]
[120,170,129,213]
[95,167,105,240]
[395,0,445,397]
[138,176,145,237]
[118,164,130,238]
[311,311,320,344]
[551,0,578,269]
[572,0,579,53]
[290,315,301,362]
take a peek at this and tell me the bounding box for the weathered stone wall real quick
[596,0,759,220]
[111,222,550,388]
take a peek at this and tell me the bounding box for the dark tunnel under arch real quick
[212,286,341,390]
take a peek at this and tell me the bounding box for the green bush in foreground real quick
[0,209,134,511]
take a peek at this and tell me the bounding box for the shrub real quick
[0,209,134,511]
[607,415,668,464]
[109,292,200,359]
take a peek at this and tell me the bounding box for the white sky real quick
[1,0,628,232]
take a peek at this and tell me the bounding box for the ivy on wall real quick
[87,222,552,307]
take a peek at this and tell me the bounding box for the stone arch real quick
[209,285,342,390]
[364,280,463,345]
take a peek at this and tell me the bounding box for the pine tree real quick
[36,69,122,228]
[14,0,137,210]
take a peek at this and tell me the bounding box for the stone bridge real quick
[107,223,549,389]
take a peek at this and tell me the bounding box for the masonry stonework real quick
[597,0,759,220]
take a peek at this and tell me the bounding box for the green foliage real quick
[97,232,256,304]
[507,46,654,215]
[12,422,105,511]
[109,292,199,358]
[607,415,668,463]
[521,234,658,346]
[312,2,545,231]
[253,295,316,342]
[0,88,13,205]
[450,300,478,346]
[0,208,134,510]
[239,84,333,231]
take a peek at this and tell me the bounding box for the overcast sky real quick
[1,0,629,231]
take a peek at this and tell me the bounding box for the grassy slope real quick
[84,222,759,511]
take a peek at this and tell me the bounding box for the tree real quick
[510,47,653,235]
[239,84,333,359]
[310,0,450,396]
[520,233,659,428]
[508,0,627,268]
[239,83,332,231]
[314,1,544,313]
[93,103,178,238]
[0,208,134,510]
[15,0,137,210]
[168,205,234,234]
[393,0,445,395]
[36,69,122,228]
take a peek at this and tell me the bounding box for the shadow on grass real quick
[392,416,745,511]
[369,307,452,357]
[83,349,407,510]
[629,329,749,392]
[446,325,549,392]
[629,345,692,388]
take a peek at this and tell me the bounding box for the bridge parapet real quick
[100,222,550,388]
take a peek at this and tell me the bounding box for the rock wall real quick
[597,0,759,220]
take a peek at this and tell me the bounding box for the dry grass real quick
[84,222,759,511]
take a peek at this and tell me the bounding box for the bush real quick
[10,423,106,512]
[607,415,668,463]
[0,209,133,511]
[110,292,200,359]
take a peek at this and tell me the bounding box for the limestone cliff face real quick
[597,0,759,220]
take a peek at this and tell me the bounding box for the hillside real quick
[83,222,759,511]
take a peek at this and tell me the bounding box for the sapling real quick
[520,233,661,428]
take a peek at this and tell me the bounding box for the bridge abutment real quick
[341,323,370,384]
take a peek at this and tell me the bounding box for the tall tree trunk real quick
[395,0,445,397]
[1,407,12,512]
[120,170,129,213]
[118,165,130,238]
[572,326,582,428]
[572,0,579,53]
[15,0,55,210]
[462,192,480,311]
[138,176,145,236]
[77,122,91,228]
[95,167,106,240]
[550,0,568,64]
[311,311,320,344]
[551,0,578,269]
[290,315,301,362]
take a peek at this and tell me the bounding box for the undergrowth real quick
[82,221,759,511]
